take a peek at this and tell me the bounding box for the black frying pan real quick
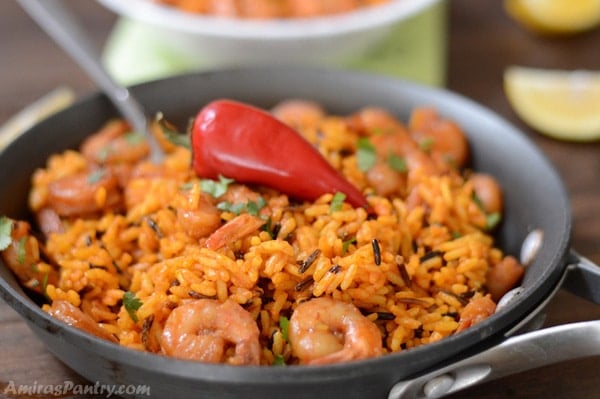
[1,68,599,399]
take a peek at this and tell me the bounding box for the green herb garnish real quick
[370,127,392,136]
[97,146,110,163]
[17,236,27,264]
[279,316,290,342]
[41,272,49,298]
[247,197,267,216]
[217,196,267,216]
[200,175,235,198]
[342,236,357,255]
[330,192,346,213]
[123,291,143,323]
[472,194,501,230]
[156,112,191,149]
[262,217,273,237]
[486,212,501,230]
[0,216,13,251]
[273,354,286,366]
[87,169,106,184]
[217,201,246,215]
[124,131,145,145]
[387,153,407,173]
[179,181,196,191]
[164,130,191,148]
[419,137,434,153]
[356,137,377,172]
[472,193,485,210]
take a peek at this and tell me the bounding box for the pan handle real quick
[388,252,600,399]
[562,250,600,304]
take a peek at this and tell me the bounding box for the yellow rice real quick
[31,104,509,365]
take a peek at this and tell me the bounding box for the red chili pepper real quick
[191,99,369,209]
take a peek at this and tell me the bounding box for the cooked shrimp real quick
[271,100,326,130]
[456,294,496,333]
[347,107,439,194]
[288,297,383,365]
[204,213,265,250]
[46,300,118,342]
[47,168,122,217]
[469,173,503,214]
[161,299,260,365]
[408,107,470,169]
[0,219,58,294]
[486,255,525,302]
[346,107,404,136]
[220,184,262,205]
[365,161,407,198]
[36,207,64,238]
[80,119,149,165]
[177,192,222,240]
[370,130,439,181]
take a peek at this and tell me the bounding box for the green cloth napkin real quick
[102,1,446,87]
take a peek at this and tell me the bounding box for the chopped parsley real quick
[279,316,290,342]
[271,316,291,365]
[273,354,286,366]
[179,181,196,191]
[473,193,502,230]
[419,137,434,153]
[486,212,501,230]
[247,197,267,216]
[217,201,246,215]
[342,236,357,255]
[472,193,485,210]
[261,217,281,239]
[156,112,190,149]
[370,127,390,136]
[123,291,143,323]
[261,217,272,236]
[200,175,235,198]
[0,216,12,251]
[356,137,377,172]
[124,131,145,145]
[97,146,110,163]
[16,236,27,264]
[217,196,267,216]
[87,168,106,184]
[330,192,346,213]
[387,153,407,173]
[41,272,49,297]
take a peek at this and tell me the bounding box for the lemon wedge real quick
[504,0,600,34]
[504,66,600,141]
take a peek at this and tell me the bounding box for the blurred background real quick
[1,1,600,398]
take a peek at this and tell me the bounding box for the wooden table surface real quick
[1,1,600,398]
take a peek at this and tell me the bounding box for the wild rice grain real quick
[372,239,381,265]
[298,249,321,273]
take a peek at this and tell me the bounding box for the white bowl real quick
[97,0,445,84]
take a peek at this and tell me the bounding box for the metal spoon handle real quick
[18,0,162,161]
